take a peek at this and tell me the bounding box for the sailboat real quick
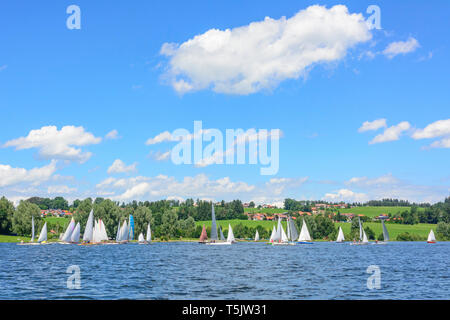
[206,204,232,245]
[71,222,81,243]
[269,225,276,243]
[18,216,41,245]
[297,218,313,244]
[116,220,129,244]
[60,218,76,244]
[288,216,299,244]
[138,233,145,243]
[351,217,369,245]
[31,216,35,242]
[219,225,226,241]
[373,220,389,245]
[427,229,436,243]
[336,226,345,243]
[227,224,236,244]
[272,217,291,245]
[146,223,152,243]
[81,209,94,244]
[37,222,48,244]
[207,224,235,245]
[255,230,260,242]
[199,225,208,243]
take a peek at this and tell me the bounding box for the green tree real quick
[0,197,15,234]
[12,201,42,236]
[160,209,179,239]
[73,198,93,230]
[179,216,196,238]
[133,206,153,238]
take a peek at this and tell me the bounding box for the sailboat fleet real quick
[18,205,439,246]
[18,208,152,246]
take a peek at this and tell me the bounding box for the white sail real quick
[118,220,128,242]
[286,218,291,240]
[227,224,235,243]
[336,226,345,242]
[82,209,94,242]
[71,223,81,243]
[298,219,312,242]
[31,216,35,242]
[115,221,120,241]
[270,226,276,242]
[61,218,75,242]
[362,230,369,243]
[37,222,47,243]
[100,219,109,241]
[427,229,436,242]
[255,230,260,242]
[273,218,282,242]
[358,217,363,241]
[92,220,99,243]
[138,233,145,242]
[280,223,288,243]
[146,223,152,242]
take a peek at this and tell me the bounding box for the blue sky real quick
[0,0,449,205]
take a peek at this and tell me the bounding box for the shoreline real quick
[0,235,446,244]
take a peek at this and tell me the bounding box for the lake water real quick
[0,242,448,300]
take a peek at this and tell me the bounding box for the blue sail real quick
[129,215,135,240]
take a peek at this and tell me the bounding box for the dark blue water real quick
[0,242,448,300]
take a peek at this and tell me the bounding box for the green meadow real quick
[338,206,424,218]
[0,235,31,243]
[335,222,435,240]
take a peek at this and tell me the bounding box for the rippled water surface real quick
[0,242,448,300]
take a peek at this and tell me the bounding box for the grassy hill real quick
[338,206,424,218]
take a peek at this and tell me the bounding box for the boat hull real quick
[206,241,232,245]
[272,242,295,246]
[427,241,436,244]
[296,241,313,244]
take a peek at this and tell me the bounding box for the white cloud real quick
[346,173,399,187]
[105,129,120,140]
[358,118,387,132]
[3,126,101,163]
[412,119,450,139]
[429,138,450,149]
[146,131,177,145]
[152,151,171,161]
[323,189,368,202]
[161,5,371,94]
[107,159,137,174]
[95,173,307,204]
[146,129,212,145]
[411,119,450,149]
[383,37,420,59]
[47,185,77,194]
[339,173,448,204]
[369,121,411,144]
[0,160,57,187]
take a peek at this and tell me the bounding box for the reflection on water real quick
[0,242,448,300]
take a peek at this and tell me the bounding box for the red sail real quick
[199,225,208,242]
